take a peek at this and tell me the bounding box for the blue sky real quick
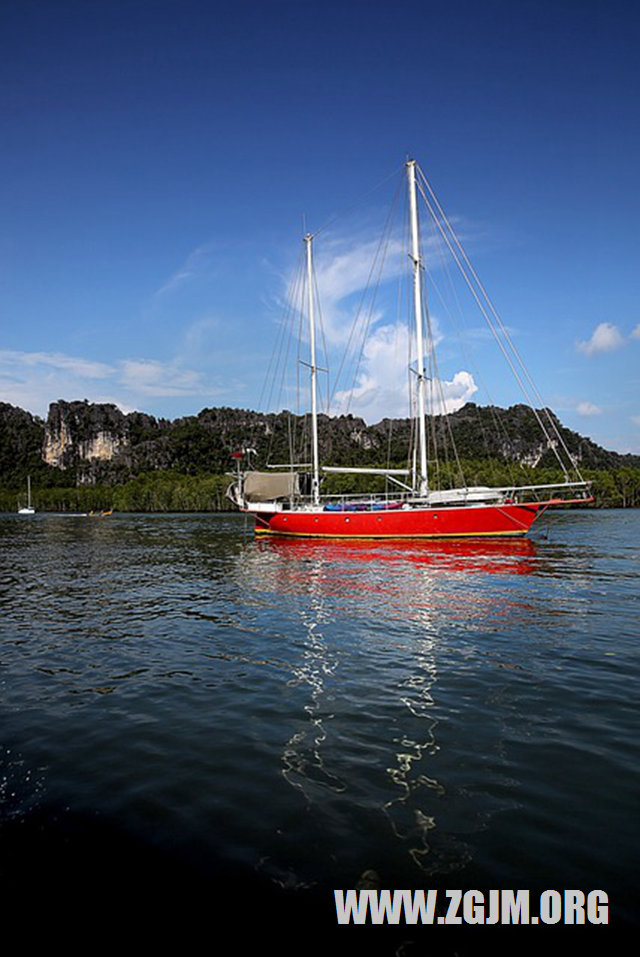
[1,0,639,453]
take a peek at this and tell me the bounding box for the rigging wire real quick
[253,159,585,503]
[416,164,582,482]
[312,262,330,414]
[256,245,306,467]
[328,173,404,413]
[310,165,404,240]
[423,230,522,489]
[416,175,572,480]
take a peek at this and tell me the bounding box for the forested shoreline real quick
[2,399,639,511]
[3,461,640,513]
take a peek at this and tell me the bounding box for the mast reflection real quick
[231,534,539,880]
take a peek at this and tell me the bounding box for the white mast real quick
[407,160,428,498]
[305,233,321,505]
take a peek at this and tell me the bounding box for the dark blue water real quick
[1,510,637,951]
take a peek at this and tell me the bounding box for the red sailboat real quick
[228,160,592,539]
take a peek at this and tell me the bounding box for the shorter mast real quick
[305,233,321,505]
[407,160,429,498]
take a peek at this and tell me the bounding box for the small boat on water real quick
[17,475,36,515]
[228,160,592,539]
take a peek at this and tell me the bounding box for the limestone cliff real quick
[0,398,636,490]
[42,401,133,484]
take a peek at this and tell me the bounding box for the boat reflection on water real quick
[254,533,537,577]
[231,531,542,887]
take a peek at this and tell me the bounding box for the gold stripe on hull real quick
[253,527,527,540]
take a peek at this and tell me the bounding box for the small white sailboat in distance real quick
[18,475,36,515]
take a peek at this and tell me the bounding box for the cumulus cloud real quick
[436,371,478,413]
[577,322,624,356]
[283,223,480,422]
[331,321,476,422]
[332,322,411,419]
[632,324,640,340]
[575,401,602,416]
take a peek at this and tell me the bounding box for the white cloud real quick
[120,359,204,397]
[436,371,478,413]
[631,324,640,340]
[0,349,211,416]
[182,316,221,353]
[282,222,482,422]
[153,244,215,297]
[577,322,624,356]
[307,226,469,349]
[0,350,116,417]
[0,349,114,379]
[632,415,640,427]
[331,320,476,422]
[332,322,412,419]
[575,401,602,416]
[304,235,406,347]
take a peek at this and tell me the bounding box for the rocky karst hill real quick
[1,398,637,490]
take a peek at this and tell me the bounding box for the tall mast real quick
[407,160,428,497]
[305,233,321,505]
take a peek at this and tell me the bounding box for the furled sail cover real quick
[243,472,299,502]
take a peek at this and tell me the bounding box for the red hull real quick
[250,501,550,539]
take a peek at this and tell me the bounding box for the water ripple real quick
[1,509,638,927]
